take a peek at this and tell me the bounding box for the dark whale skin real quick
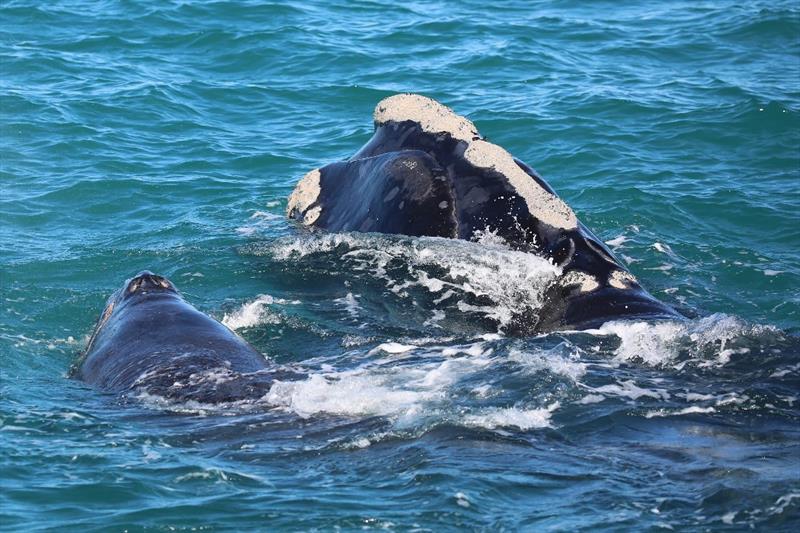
[73,272,288,402]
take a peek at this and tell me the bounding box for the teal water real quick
[2,0,799,530]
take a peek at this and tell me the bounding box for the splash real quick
[253,233,561,329]
[261,342,493,422]
[588,314,779,367]
[463,402,560,430]
[221,294,300,330]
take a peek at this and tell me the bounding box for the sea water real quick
[2,1,799,530]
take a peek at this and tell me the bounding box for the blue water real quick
[2,0,799,530]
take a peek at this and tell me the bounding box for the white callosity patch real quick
[559,270,600,293]
[286,168,321,225]
[373,93,578,231]
[464,140,577,230]
[373,93,480,142]
[608,269,638,289]
[287,93,583,232]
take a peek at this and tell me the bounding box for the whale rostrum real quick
[287,94,681,331]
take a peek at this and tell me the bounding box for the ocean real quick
[2,0,799,530]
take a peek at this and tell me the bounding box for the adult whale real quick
[73,271,293,402]
[286,94,681,331]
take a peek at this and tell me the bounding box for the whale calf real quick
[73,272,292,402]
[287,94,680,331]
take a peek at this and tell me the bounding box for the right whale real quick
[72,271,300,404]
[287,93,682,331]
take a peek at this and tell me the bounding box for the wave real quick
[123,311,797,442]
[246,232,561,330]
[585,313,781,368]
[221,293,300,330]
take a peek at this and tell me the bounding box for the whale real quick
[286,94,681,331]
[72,271,294,402]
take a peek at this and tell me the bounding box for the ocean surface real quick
[2,0,799,530]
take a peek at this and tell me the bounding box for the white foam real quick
[222,294,299,330]
[586,314,775,367]
[262,343,495,423]
[681,392,715,402]
[235,226,257,236]
[264,373,432,419]
[141,441,163,462]
[441,341,488,357]
[508,347,586,381]
[250,210,282,220]
[334,292,361,318]
[454,492,471,508]
[369,342,418,355]
[606,235,628,248]
[11,333,83,349]
[577,394,605,404]
[648,263,674,272]
[175,471,214,482]
[472,384,494,398]
[592,321,685,366]
[471,228,509,247]
[419,355,491,388]
[644,406,716,419]
[770,362,800,378]
[133,389,264,416]
[423,309,446,328]
[348,437,372,449]
[652,242,677,257]
[236,210,285,236]
[463,402,559,430]
[261,233,561,329]
[593,380,670,401]
[770,492,800,516]
[714,393,748,406]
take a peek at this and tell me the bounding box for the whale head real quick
[69,271,181,377]
[124,270,177,297]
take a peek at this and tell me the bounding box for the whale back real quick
[75,282,271,397]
